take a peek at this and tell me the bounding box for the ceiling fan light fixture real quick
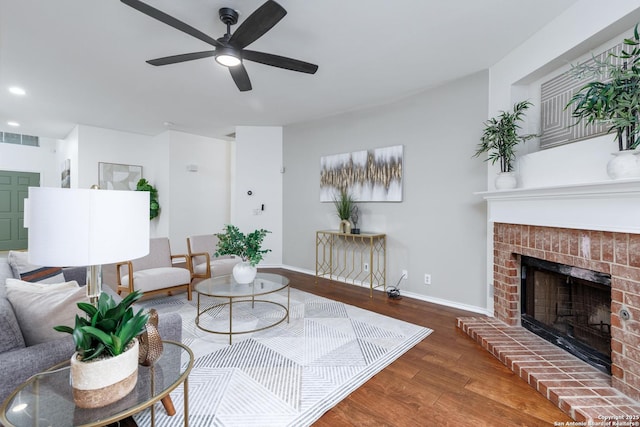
[215,47,241,67]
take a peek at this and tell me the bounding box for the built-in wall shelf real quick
[475,179,640,234]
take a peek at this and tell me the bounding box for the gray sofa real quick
[0,256,183,404]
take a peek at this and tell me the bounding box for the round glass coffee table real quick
[0,340,193,427]
[194,273,290,344]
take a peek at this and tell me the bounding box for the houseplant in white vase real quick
[333,189,356,233]
[474,100,537,190]
[215,224,271,284]
[566,24,640,179]
[54,291,149,408]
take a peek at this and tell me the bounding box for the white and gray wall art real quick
[320,145,403,202]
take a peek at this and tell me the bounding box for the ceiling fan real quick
[121,0,318,92]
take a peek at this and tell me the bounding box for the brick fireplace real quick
[459,180,640,421]
[492,223,640,399]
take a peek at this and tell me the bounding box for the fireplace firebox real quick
[520,256,612,374]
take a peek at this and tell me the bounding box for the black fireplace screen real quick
[521,256,612,373]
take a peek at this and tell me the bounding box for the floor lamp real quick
[27,186,149,304]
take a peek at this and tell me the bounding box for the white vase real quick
[232,261,257,284]
[70,339,139,408]
[339,219,351,234]
[607,150,640,179]
[495,172,517,190]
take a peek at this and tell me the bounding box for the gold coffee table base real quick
[194,273,291,345]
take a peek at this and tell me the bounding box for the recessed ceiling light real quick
[8,87,26,96]
[7,121,20,127]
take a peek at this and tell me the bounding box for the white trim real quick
[476,179,640,234]
[279,265,491,316]
[399,290,492,316]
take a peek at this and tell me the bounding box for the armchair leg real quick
[161,395,176,416]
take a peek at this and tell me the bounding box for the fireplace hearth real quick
[520,256,612,374]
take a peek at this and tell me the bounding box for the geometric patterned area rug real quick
[134,287,432,427]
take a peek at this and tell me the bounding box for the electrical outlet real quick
[363,263,369,272]
[401,269,408,280]
[424,274,432,285]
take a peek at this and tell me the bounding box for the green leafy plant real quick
[333,189,356,221]
[215,224,271,266]
[474,100,537,173]
[54,291,149,361]
[136,178,160,219]
[566,24,640,151]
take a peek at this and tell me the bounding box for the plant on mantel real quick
[566,24,640,152]
[474,100,537,173]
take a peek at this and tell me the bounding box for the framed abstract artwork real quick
[60,159,70,188]
[320,145,403,202]
[98,162,142,191]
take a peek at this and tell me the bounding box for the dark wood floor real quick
[264,268,572,427]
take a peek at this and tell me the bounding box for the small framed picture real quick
[98,162,142,190]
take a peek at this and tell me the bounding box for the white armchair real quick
[187,234,241,280]
[116,237,192,300]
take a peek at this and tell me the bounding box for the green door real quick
[0,171,40,250]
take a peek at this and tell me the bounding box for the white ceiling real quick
[0,0,578,140]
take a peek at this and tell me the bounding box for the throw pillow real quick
[5,279,87,346]
[7,251,65,283]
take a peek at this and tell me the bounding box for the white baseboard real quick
[278,264,492,316]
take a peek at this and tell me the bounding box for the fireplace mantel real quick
[476,179,640,234]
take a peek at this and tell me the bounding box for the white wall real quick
[283,71,489,312]
[0,137,59,186]
[71,125,233,254]
[167,130,232,254]
[233,126,283,267]
[74,125,170,237]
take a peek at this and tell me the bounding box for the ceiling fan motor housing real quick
[219,7,238,26]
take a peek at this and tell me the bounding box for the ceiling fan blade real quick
[242,50,318,74]
[228,0,287,49]
[121,0,223,48]
[229,64,252,92]
[147,51,216,66]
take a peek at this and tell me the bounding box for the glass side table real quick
[0,340,193,427]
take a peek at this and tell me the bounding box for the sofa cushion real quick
[0,259,13,299]
[5,279,87,346]
[123,267,191,293]
[0,298,26,353]
[7,251,65,283]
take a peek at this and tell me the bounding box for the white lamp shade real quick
[27,187,150,266]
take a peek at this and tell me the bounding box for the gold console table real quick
[315,230,386,297]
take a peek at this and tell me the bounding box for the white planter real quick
[607,150,640,179]
[70,339,139,408]
[495,172,517,190]
[232,261,257,284]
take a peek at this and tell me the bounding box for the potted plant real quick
[333,189,356,233]
[566,24,640,179]
[474,100,537,189]
[215,224,271,284]
[136,178,160,219]
[54,291,149,408]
